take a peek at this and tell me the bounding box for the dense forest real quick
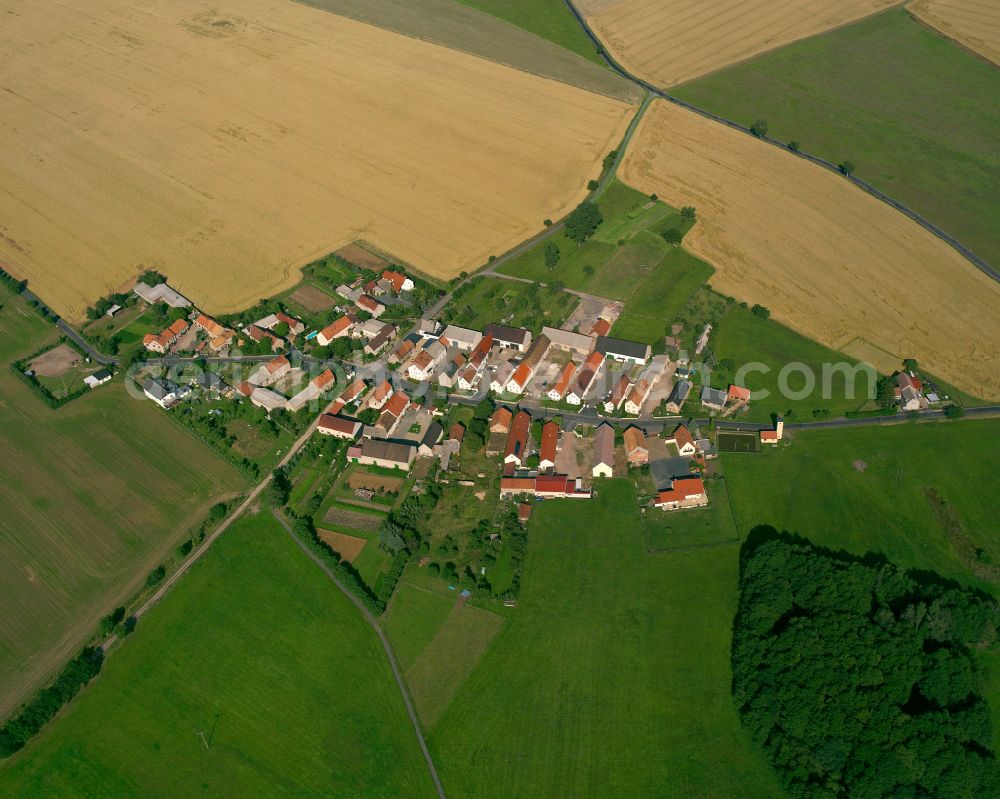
[733,536,1000,798]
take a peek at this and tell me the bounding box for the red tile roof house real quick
[276,312,306,337]
[727,384,751,405]
[449,423,466,443]
[247,354,291,387]
[567,351,605,406]
[623,378,652,416]
[503,411,531,466]
[362,380,393,410]
[357,294,385,318]
[665,423,698,456]
[489,406,513,434]
[505,334,551,395]
[382,270,414,293]
[760,417,785,445]
[316,414,362,440]
[142,318,189,353]
[623,427,649,466]
[592,423,614,477]
[547,361,577,402]
[194,314,225,339]
[375,391,410,436]
[389,339,414,365]
[539,421,559,471]
[316,315,353,346]
[247,324,284,352]
[286,369,337,412]
[603,374,632,413]
[654,476,709,511]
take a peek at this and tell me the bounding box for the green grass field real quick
[710,304,879,422]
[0,286,245,721]
[429,480,780,798]
[384,581,455,672]
[457,0,605,65]
[644,480,741,550]
[441,276,578,333]
[672,8,1000,269]
[498,181,712,344]
[723,420,1000,589]
[0,514,437,798]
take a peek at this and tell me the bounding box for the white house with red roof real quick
[654,476,708,510]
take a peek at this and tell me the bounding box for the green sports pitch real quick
[717,431,761,453]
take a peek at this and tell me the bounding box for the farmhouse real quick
[356,438,415,471]
[760,417,785,445]
[441,325,483,352]
[654,476,709,511]
[701,387,729,411]
[483,323,532,352]
[624,379,652,416]
[317,414,362,440]
[666,424,697,456]
[596,335,651,366]
[194,314,225,339]
[539,421,559,471]
[418,422,444,457]
[542,326,595,356]
[665,379,692,413]
[316,316,353,345]
[490,406,513,434]
[547,361,577,402]
[382,270,414,293]
[249,387,287,413]
[604,374,632,413]
[247,355,290,387]
[503,410,531,466]
[83,369,112,389]
[568,350,605,405]
[593,423,615,477]
[133,281,190,308]
[623,427,648,466]
[896,372,925,411]
[142,319,188,354]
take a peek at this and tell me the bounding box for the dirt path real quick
[271,510,448,799]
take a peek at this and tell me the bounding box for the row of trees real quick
[750,118,855,173]
[734,536,1000,798]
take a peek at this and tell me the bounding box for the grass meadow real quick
[498,181,713,344]
[0,286,245,720]
[428,480,781,798]
[441,276,578,333]
[672,8,1000,269]
[0,514,437,798]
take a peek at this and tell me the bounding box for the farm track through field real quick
[562,0,1000,284]
[272,509,448,799]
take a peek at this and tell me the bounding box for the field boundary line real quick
[562,0,1000,284]
[272,510,448,799]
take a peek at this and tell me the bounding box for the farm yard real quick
[618,100,1000,400]
[672,7,1000,272]
[0,285,245,720]
[0,0,634,320]
[909,0,1000,67]
[577,0,897,87]
[0,515,438,798]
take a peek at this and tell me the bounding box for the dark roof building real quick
[596,335,651,365]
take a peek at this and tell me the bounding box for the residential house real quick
[194,314,225,339]
[666,424,697,456]
[623,427,649,466]
[547,361,577,402]
[760,417,785,445]
[408,350,438,382]
[483,323,531,352]
[247,324,283,352]
[654,476,708,510]
[542,326,595,356]
[728,384,751,406]
[490,362,515,394]
[490,406,513,434]
[418,319,440,338]
[539,421,559,471]
[355,319,389,339]
[133,282,190,308]
[276,312,305,337]
[455,364,479,392]
[356,438,416,471]
[437,358,462,390]
[364,326,395,356]
[363,380,393,411]
[317,414,362,440]
[418,422,444,457]
[83,369,112,389]
[441,324,483,352]
[896,372,925,411]
[375,391,410,437]
[596,335,650,366]
[506,334,551,394]
[191,370,228,395]
[466,333,494,373]
[603,374,632,413]
[382,270,414,293]
[357,295,385,318]
[592,423,615,477]
[328,378,366,416]
[142,319,188,353]
[624,378,652,416]
[701,386,728,411]
[208,330,235,353]
[247,355,290,387]
[503,410,531,466]
[664,379,692,413]
[316,316,353,346]
[389,339,415,365]
[567,350,605,405]
[448,423,465,444]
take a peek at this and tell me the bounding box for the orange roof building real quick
[490,406,513,433]
[539,421,559,469]
[654,476,708,510]
[503,410,531,465]
[547,361,577,401]
[194,314,224,339]
[728,384,751,404]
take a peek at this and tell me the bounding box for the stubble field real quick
[577,0,898,87]
[909,0,1000,66]
[0,0,634,320]
[618,100,1000,400]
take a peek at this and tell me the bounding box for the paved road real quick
[561,0,999,284]
[271,510,448,799]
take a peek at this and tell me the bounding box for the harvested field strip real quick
[348,472,405,493]
[579,0,899,88]
[0,0,635,320]
[618,100,1000,400]
[408,603,504,730]
[317,529,368,563]
[298,0,637,99]
[323,504,385,533]
[288,285,337,314]
[909,0,1000,66]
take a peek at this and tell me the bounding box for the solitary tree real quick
[750,118,768,138]
[751,304,770,319]
[564,200,603,244]
[787,140,800,152]
[587,179,600,191]
[544,241,560,269]
[661,228,683,246]
[839,160,856,176]
[680,206,697,221]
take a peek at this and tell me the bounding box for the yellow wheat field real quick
[908,0,1000,67]
[619,101,1000,400]
[578,0,899,87]
[0,0,634,321]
